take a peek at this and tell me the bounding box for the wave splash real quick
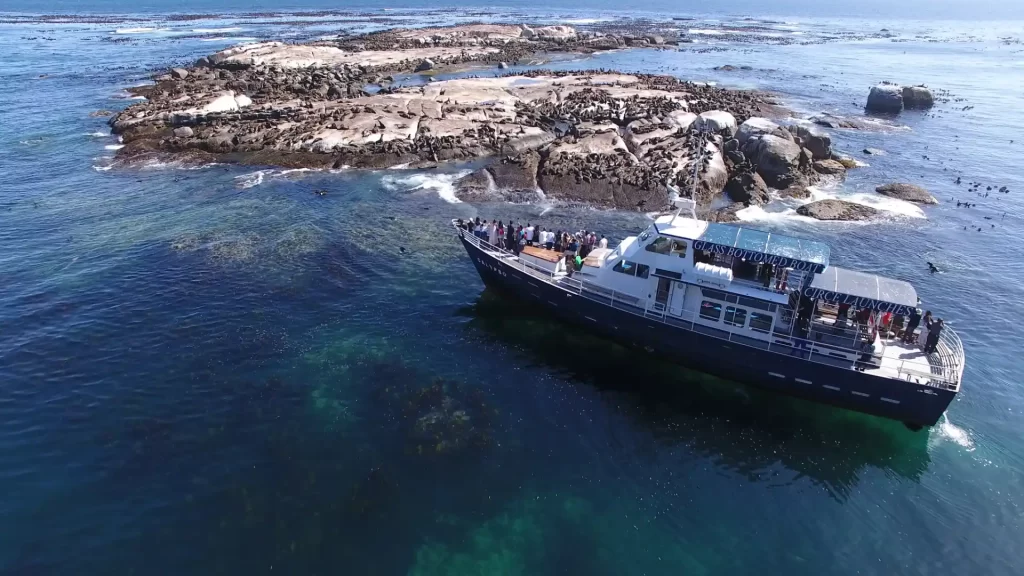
[380,170,471,204]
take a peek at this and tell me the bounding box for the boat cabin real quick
[588,214,919,365]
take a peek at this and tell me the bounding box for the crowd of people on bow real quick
[458,217,608,258]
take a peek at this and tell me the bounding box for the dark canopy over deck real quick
[804,266,917,316]
[679,222,831,274]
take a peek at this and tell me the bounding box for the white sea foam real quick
[87,131,108,137]
[104,144,124,150]
[380,170,471,204]
[688,29,724,35]
[192,27,244,33]
[736,184,925,224]
[563,18,609,24]
[235,170,265,189]
[113,27,168,34]
[92,164,112,172]
[199,36,259,43]
[931,414,975,451]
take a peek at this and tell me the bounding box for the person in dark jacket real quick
[925,318,944,354]
[903,308,922,344]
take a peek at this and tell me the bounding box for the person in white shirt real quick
[525,224,534,245]
[599,236,608,249]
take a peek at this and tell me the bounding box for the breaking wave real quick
[736,184,926,224]
[235,170,265,189]
[380,170,471,204]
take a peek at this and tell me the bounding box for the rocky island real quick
[110,23,862,219]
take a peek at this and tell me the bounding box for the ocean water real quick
[1,2,1023,574]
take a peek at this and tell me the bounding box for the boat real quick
[453,199,965,429]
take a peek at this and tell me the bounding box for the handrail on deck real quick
[455,222,964,390]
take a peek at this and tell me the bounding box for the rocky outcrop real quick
[108,25,779,211]
[790,124,831,160]
[797,199,879,221]
[902,86,934,109]
[735,117,780,146]
[725,169,769,205]
[780,184,811,199]
[694,110,737,137]
[743,134,802,188]
[875,183,937,204]
[812,159,846,176]
[866,85,903,114]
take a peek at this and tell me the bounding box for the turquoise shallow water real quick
[1,3,1023,575]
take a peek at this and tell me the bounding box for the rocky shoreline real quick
[108,23,917,220]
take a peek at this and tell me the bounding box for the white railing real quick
[456,222,964,390]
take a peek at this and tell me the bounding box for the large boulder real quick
[170,67,189,80]
[454,169,495,201]
[172,126,194,138]
[487,150,541,192]
[694,111,738,137]
[812,159,847,176]
[902,86,935,109]
[725,171,770,205]
[875,182,938,204]
[743,134,802,188]
[866,85,904,114]
[414,59,435,72]
[797,199,879,221]
[736,117,780,146]
[696,142,729,203]
[790,124,832,160]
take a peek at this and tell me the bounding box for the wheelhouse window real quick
[725,306,747,327]
[613,260,650,279]
[644,236,688,258]
[700,300,722,321]
[749,312,773,333]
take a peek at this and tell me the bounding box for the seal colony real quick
[110,23,864,219]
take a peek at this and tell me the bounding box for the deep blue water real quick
[1,2,1023,575]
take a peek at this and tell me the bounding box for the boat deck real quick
[462,227,962,392]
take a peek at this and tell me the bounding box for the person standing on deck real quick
[599,235,608,249]
[904,307,922,344]
[925,318,944,354]
[496,221,505,249]
[918,311,933,348]
[506,221,515,251]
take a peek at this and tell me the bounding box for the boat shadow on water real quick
[461,289,931,501]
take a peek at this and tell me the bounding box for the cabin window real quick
[700,300,722,321]
[749,312,773,333]
[644,236,687,258]
[613,260,650,279]
[646,236,672,255]
[725,306,747,327]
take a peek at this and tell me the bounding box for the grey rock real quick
[173,126,194,138]
[790,124,832,160]
[743,134,802,188]
[735,117,780,146]
[863,147,886,155]
[812,159,847,176]
[646,34,665,45]
[498,62,509,69]
[797,199,879,221]
[170,67,189,80]
[414,59,435,72]
[780,184,811,199]
[866,85,904,114]
[902,86,934,109]
[875,182,938,204]
[725,171,770,205]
